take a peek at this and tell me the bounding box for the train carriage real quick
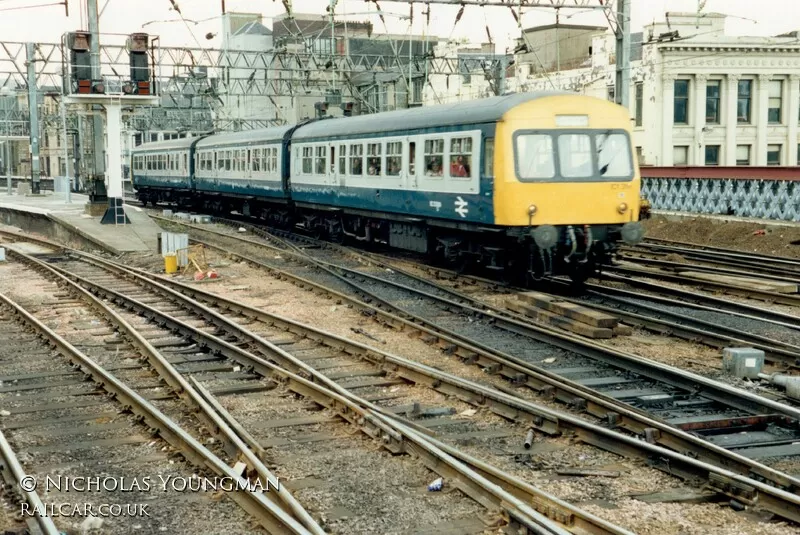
[131,91,645,283]
[289,92,644,281]
[131,137,199,206]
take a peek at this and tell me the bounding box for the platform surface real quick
[0,191,161,254]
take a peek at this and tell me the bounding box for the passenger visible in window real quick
[367,158,381,175]
[426,160,443,176]
[352,158,362,175]
[387,160,400,176]
[450,155,470,177]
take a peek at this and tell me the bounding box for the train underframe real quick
[137,187,625,284]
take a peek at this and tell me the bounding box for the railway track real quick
[137,216,800,523]
[0,234,631,534]
[0,263,307,533]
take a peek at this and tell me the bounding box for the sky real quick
[0,0,797,54]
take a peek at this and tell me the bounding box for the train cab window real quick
[557,134,592,178]
[424,139,444,177]
[409,142,416,175]
[366,143,382,176]
[484,138,494,176]
[349,145,363,175]
[252,149,261,172]
[449,137,472,178]
[596,133,633,178]
[315,146,327,174]
[386,142,402,176]
[338,144,347,175]
[515,134,554,180]
[301,147,313,174]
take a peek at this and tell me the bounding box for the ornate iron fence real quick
[640,167,800,222]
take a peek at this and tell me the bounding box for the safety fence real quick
[641,167,800,221]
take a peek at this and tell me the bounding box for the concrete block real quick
[722,347,764,379]
[162,209,173,217]
[0,248,5,262]
[16,183,30,195]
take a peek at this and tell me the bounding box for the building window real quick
[607,85,615,102]
[797,144,800,165]
[706,80,721,124]
[674,79,689,125]
[767,144,781,165]
[768,80,783,124]
[673,145,689,165]
[635,146,643,165]
[412,78,423,104]
[634,82,643,127]
[737,79,752,123]
[134,134,142,147]
[150,133,158,143]
[736,145,751,166]
[705,145,720,166]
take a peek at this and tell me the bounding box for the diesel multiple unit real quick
[132,92,645,282]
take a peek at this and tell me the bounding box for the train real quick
[131,92,645,283]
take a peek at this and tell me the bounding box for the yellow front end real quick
[493,95,641,227]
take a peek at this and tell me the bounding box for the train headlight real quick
[620,222,644,244]
[617,202,628,214]
[531,225,558,250]
[528,204,537,216]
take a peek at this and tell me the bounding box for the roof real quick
[293,92,572,140]
[522,23,608,34]
[194,126,295,149]
[234,21,272,36]
[133,137,199,152]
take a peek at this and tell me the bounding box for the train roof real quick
[292,91,573,140]
[195,125,295,149]
[132,137,199,152]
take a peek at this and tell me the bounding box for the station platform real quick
[0,191,161,255]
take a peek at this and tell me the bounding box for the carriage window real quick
[239,150,246,172]
[515,134,555,180]
[558,134,593,178]
[366,143,381,176]
[271,147,278,172]
[302,147,313,174]
[386,142,402,176]
[484,138,494,176]
[261,148,268,172]
[409,142,416,174]
[349,144,363,175]
[449,137,472,178]
[225,150,232,171]
[424,139,444,177]
[338,144,347,174]
[315,146,327,174]
[183,154,187,171]
[252,149,261,172]
[596,133,633,178]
